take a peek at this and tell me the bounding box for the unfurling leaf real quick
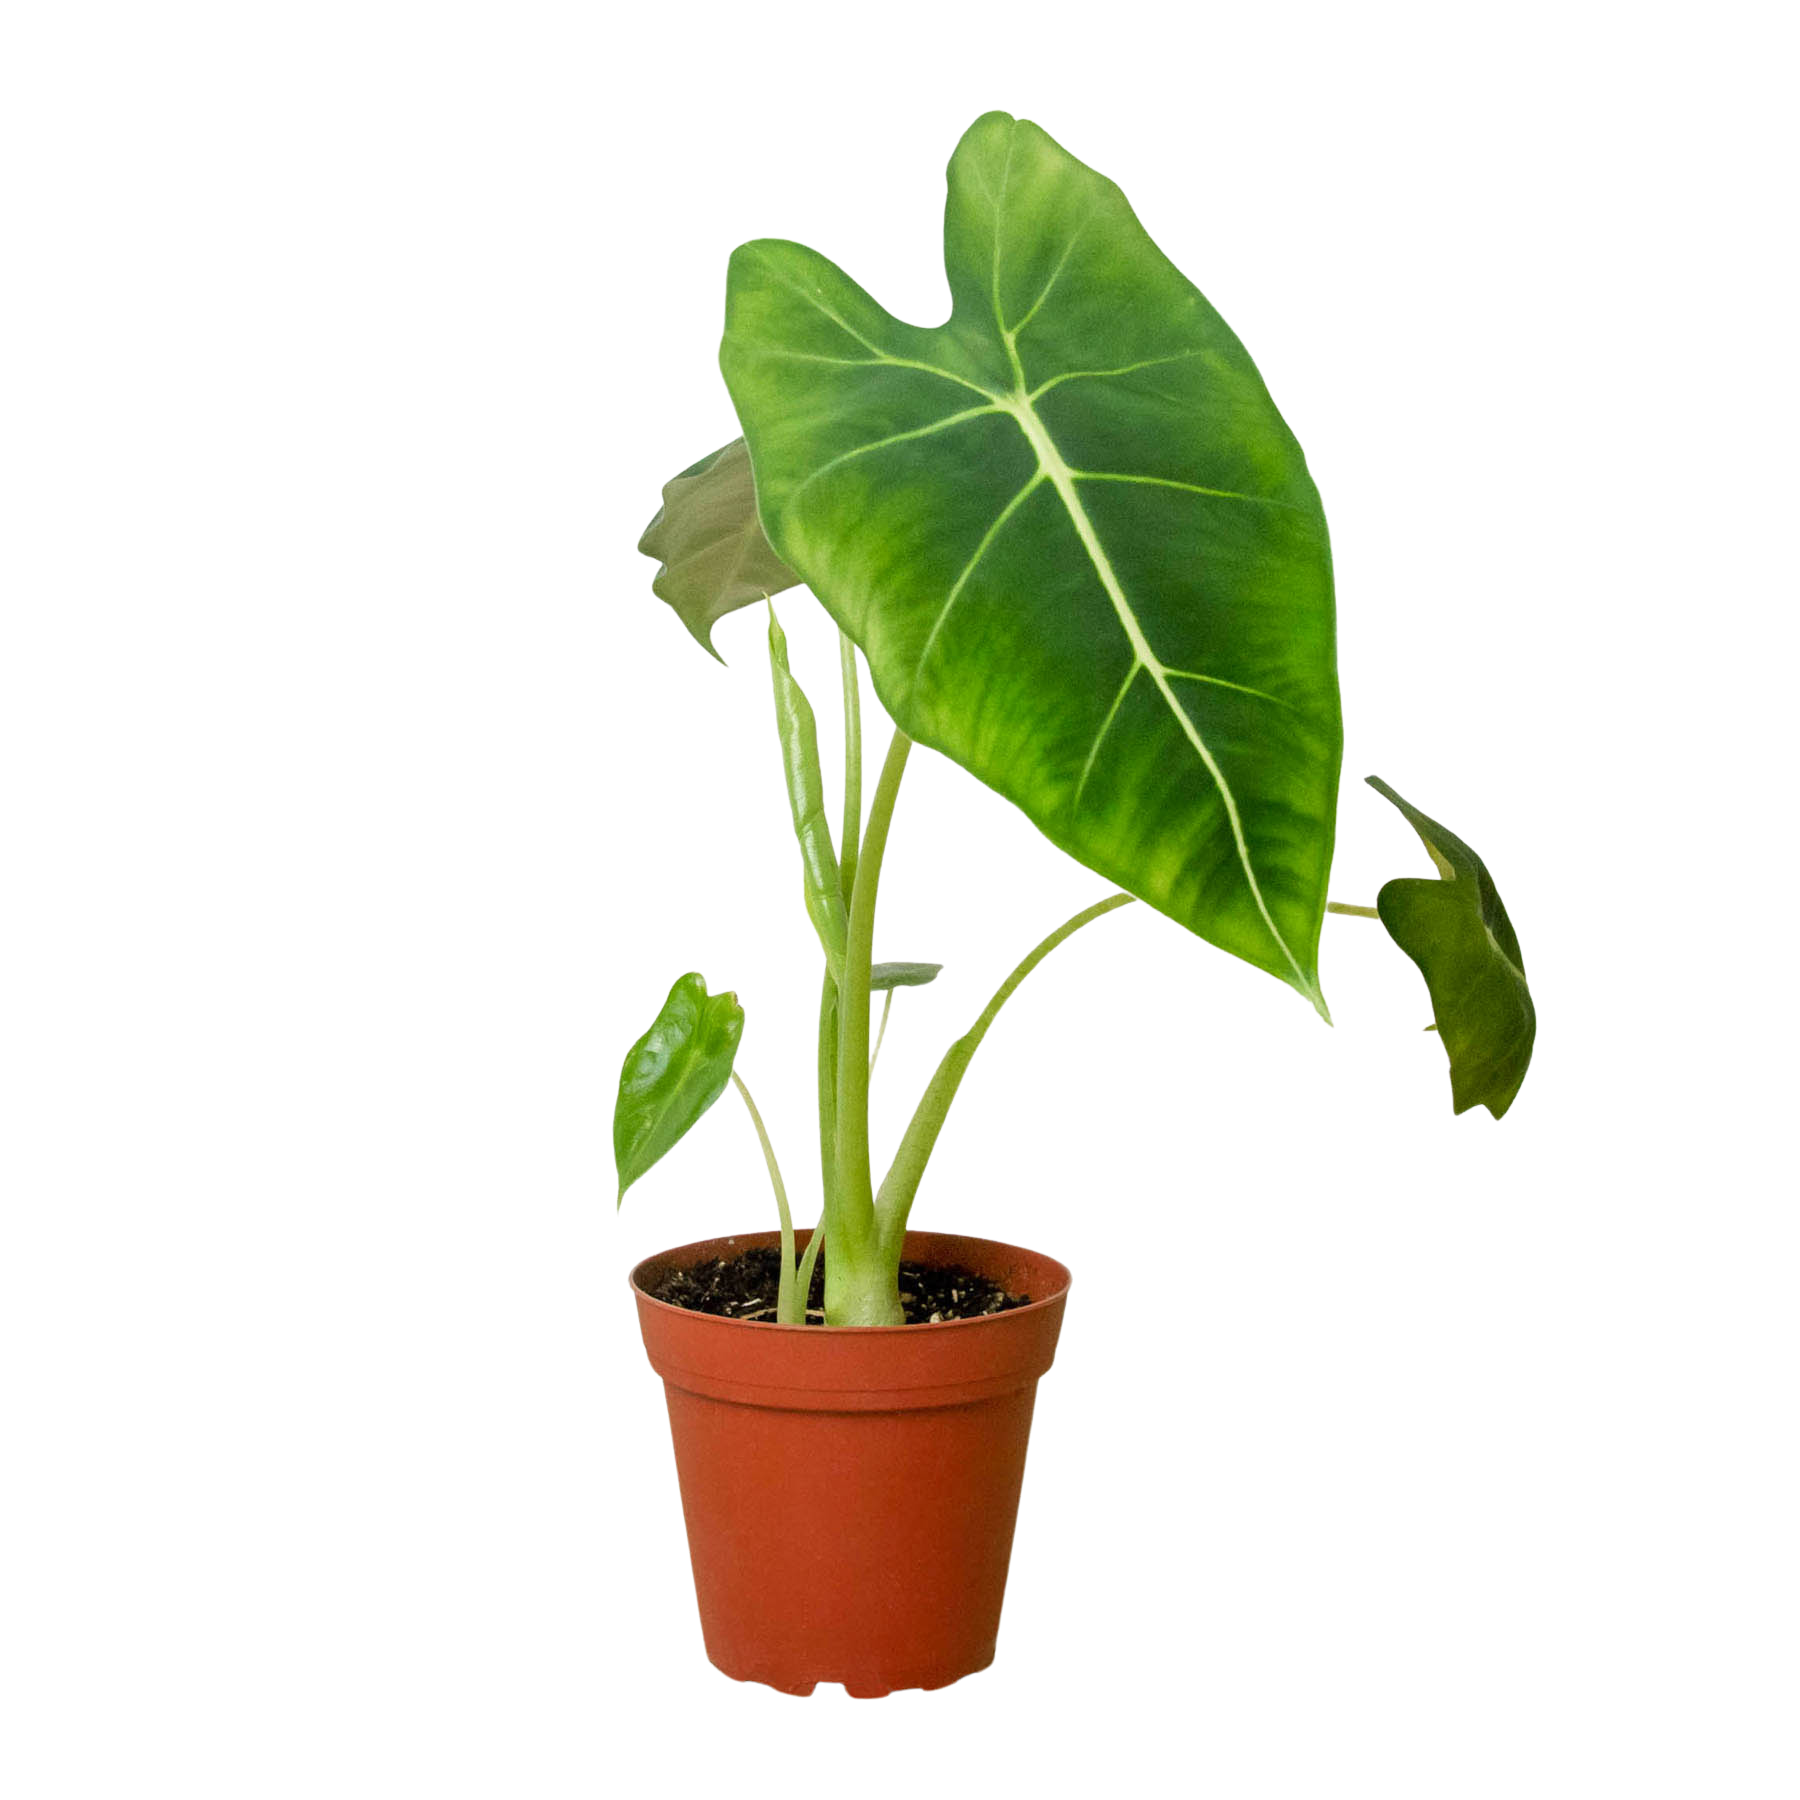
[638,440,800,659]
[870,962,943,990]
[721,112,1340,1013]
[1367,777,1535,1119]
[614,973,745,1202]
[767,608,848,975]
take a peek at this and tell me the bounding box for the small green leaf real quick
[638,440,800,659]
[614,973,745,1202]
[870,962,943,990]
[768,608,848,975]
[1367,777,1535,1120]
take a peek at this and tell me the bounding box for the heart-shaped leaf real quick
[638,439,799,659]
[870,961,942,990]
[721,112,1340,1011]
[1367,777,1535,1119]
[614,972,744,1202]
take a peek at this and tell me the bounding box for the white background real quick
[3,3,1794,1794]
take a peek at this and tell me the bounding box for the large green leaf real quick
[1367,777,1535,1119]
[720,112,1340,1011]
[637,439,799,659]
[613,972,744,1202]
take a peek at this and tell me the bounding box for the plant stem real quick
[730,1070,799,1324]
[1327,901,1380,918]
[815,968,839,1221]
[828,727,911,1325]
[837,631,863,903]
[794,1212,826,1314]
[876,892,1135,1250]
[868,988,894,1074]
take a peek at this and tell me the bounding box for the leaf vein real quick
[1007,207,1097,342]
[998,394,1317,1002]
[1029,348,1210,400]
[1161,669,1296,712]
[1072,660,1140,813]
[911,471,1044,693]
[753,276,999,399]
[786,406,1002,505]
[1072,469,1303,514]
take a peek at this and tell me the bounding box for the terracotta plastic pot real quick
[631,1228,1071,1697]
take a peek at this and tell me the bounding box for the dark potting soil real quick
[646,1246,1029,1325]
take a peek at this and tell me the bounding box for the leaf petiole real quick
[838,630,863,902]
[794,1213,826,1316]
[875,892,1134,1249]
[868,988,894,1076]
[828,728,912,1325]
[730,1069,801,1324]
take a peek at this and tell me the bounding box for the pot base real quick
[709,1645,995,1699]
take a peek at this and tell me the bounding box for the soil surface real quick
[646,1246,1029,1325]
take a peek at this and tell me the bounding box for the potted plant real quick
[618,111,1537,1697]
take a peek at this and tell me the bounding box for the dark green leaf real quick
[870,962,942,990]
[638,440,800,659]
[614,972,744,1202]
[721,112,1340,1013]
[1367,777,1535,1119]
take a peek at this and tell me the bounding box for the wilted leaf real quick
[1368,777,1535,1119]
[638,440,799,658]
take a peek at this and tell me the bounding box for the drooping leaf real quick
[614,973,745,1202]
[638,439,799,659]
[1367,777,1535,1119]
[721,112,1340,1012]
[870,961,942,990]
[767,607,847,974]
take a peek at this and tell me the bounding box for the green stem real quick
[838,632,863,904]
[1327,901,1380,918]
[730,1070,799,1324]
[794,1212,826,1316]
[868,988,894,1075]
[815,969,839,1222]
[829,727,911,1325]
[876,892,1135,1251]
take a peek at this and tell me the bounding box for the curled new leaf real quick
[768,608,849,976]
[638,440,800,659]
[1367,777,1535,1119]
[870,962,943,990]
[614,973,745,1202]
[721,112,1340,1013]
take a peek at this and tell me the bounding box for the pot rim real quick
[628,1227,1071,1335]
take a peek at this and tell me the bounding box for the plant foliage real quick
[721,112,1340,1011]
